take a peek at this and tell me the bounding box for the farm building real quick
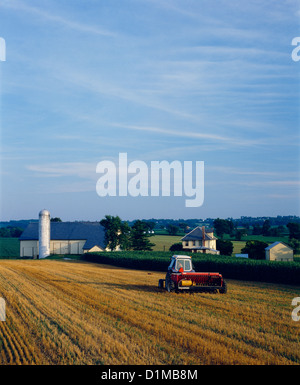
[181,226,220,255]
[265,241,293,261]
[19,221,106,258]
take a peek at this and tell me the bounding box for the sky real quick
[0,0,299,222]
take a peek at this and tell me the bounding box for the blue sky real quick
[0,0,299,221]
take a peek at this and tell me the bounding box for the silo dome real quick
[39,209,50,217]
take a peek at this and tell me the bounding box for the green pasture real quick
[0,238,19,258]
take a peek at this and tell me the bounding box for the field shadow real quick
[45,278,161,293]
[102,282,160,293]
[45,279,222,296]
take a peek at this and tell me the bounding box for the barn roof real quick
[265,241,293,251]
[19,222,106,250]
[181,226,217,241]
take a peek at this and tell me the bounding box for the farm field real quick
[0,260,299,365]
[0,238,19,258]
[151,234,182,251]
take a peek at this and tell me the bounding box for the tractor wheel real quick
[166,274,176,293]
[167,279,176,292]
[219,280,227,294]
[158,279,165,289]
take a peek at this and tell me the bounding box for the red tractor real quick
[158,255,227,294]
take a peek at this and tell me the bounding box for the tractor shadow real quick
[47,279,162,293]
[103,282,160,293]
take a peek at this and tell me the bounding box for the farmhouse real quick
[265,241,293,262]
[181,226,220,255]
[19,221,106,258]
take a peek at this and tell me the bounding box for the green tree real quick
[0,226,23,238]
[144,221,156,232]
[262,220,271,236]
[277,225,286,236]
[241,240,268,260]
[178,222,188,231]
[100,215,128,251]
[0,227,11,238]
[129,220,155,251]
[169,243,183,252]
[287,222,300,240]
[166,224,179,236]
[235,229,244,241]
[288,238,300,254]
[252,225,262,235]
[118,221,131,250]
[51,217,62,222]
[213,218,234,238]
[216,239,233,256]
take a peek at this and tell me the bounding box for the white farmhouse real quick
[181,226,220,255]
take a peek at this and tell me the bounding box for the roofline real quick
[171,255,192,259]
[181,226,217,240]
[181,226,201,240]
[83,243,105,249]
[20,238,88,241]
[265,241,293,250]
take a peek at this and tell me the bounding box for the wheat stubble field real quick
[0,259,299,365]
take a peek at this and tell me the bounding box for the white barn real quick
[265,242,293,262]
[19,221,106,258]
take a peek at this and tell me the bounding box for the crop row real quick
[82,251,300,285]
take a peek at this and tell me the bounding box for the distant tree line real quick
[0,217,63,238]
[0,227,24,238]
[1,215,298,233]
[129,215,300,232]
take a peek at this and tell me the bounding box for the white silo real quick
[39,209,50,259]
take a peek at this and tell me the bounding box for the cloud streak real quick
[0,0,116,37]
[26,162,97,180]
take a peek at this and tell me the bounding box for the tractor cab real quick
[168,255,195,273]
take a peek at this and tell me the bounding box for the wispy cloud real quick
[267,193,300,199]
[0,0,116,37]
[26,162,97,180]
[108,122,290,148]
[208,166,300,179]
[52,68,202,123]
